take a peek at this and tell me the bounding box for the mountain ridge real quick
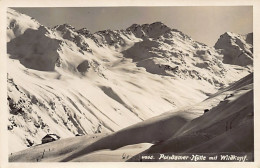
[7,8,253,153]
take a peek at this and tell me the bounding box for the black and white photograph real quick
[1,0,259,167]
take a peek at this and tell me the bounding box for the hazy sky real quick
[13,7,252,46]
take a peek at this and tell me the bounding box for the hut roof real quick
[42,134,60,140]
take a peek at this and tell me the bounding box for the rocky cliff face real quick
[214,32,253,67]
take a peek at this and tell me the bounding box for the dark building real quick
[41,134,60,144]
[204,109,210,113]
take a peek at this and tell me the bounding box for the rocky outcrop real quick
[214,32,253,67]
[7,26,60,71]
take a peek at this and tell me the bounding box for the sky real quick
[13,7,253,46]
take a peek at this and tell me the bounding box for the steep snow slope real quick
[7,8,253,153]
[215,32,253,67]
[122,28,249,87]
[139,74,253,155]
[7,8,40,42]
[9,73,253,162]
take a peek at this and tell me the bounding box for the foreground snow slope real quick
[9,132,153,162]
[7,8,253,153]
[139,74,253,155]
[9,73,253,162]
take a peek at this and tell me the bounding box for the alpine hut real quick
[41,134,60,144]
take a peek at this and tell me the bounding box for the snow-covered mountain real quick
[7,8,40,42]
[7,8,253,153]
[215,32,253,67]
[9,73,254,162]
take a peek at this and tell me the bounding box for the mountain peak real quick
[215,32,253,66]
[150,21,168,27]
[126,22,171,38]
[76,28,92,37]
[54,23,76,31]
[224,31,234,36]
[128,21,170,30]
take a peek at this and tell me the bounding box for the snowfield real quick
[9,73,253,162]
[7,7,253,161]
